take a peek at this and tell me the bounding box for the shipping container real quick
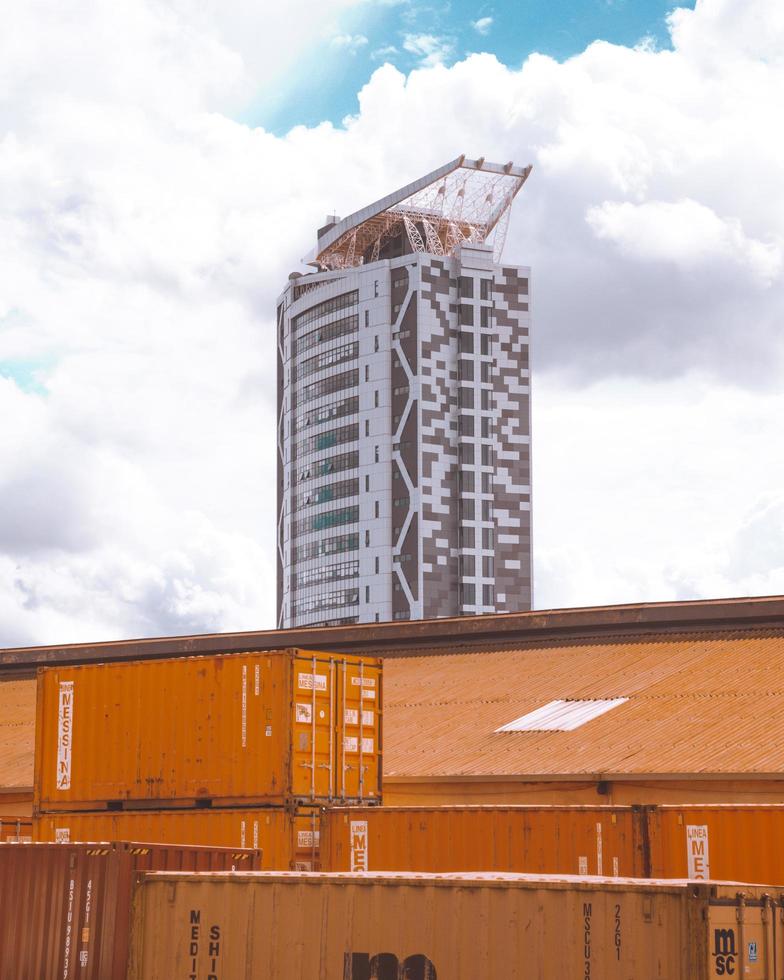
[0,814,32,842]
[34,647,381,810]
[127,870,784,979]
[0,841,261,980]
[33,807,322,869]
[323,804,784,887]
[648,805,784,885]
[322,804,646,876]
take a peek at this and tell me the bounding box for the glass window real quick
[459,470,475,493]
[458,331,474,354]
[459,386,474,410]
[460,304,474,326]
[459,276,474,298]
[458,359,474,382]
[459,414,475,436]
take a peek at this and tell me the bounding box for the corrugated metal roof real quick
[0,680,35,789]
[384,631,784,779]
[4,595,784,675]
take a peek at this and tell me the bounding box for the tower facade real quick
[277,157,532,628]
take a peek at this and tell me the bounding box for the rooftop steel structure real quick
[309,155,532,271]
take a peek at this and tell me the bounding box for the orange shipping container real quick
[0,815,32,842]
[649,804,784,885]
[321,805,647,877]
[0,841,261,980]
[34,648,381,811]
[128,871,784,979]
[33,806,323,869]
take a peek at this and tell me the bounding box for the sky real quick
[1,0,783,646]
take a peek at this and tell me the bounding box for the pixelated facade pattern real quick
[277,159,532,627]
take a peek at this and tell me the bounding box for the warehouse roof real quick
[0,680,36,791]
[5,596,784,792]
[383,630,784,780]
[4,594,784,677]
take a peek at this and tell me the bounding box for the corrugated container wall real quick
[323,804,784,886]
[34,648,381,810]
[128,871,784,980]
[322,805,646,877]
[0,841,261,980]
[0,815,32,842]
[33,807,322,869]
[649,805,784,885]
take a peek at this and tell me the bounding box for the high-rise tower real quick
[277,156,532,628]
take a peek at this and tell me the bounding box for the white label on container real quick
[343,736,374,754]
[344,709,374,726]
[294,861,313,871]
[350,820,369,871]
[578,856,588,875]
[57,681,74,790]
[686,825,710,879]
[299,672,328,692]
[265,725,272,737]
[351,676,376,687]
[596,822,603,876]
[240,820,246,848]
[298,830,320,847]
[363,689,376,700]
[55,828,71,843]
[613,856,619,877]
[253,821,259,849]
[254,664,260,696]
[241,666,248,748]
[296,703,313,724]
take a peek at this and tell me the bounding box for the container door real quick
[290,654,335,801]
[336,658,381,802]
[707,897,780,979]
[293,809,322,871]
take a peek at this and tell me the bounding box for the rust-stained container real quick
[127,871,784,979]
[648,804,784,884]
[33,806,322,869]
[34,648,381,810]
[321,804,647,877]
[0,841,261,980]
[0,815,32,842]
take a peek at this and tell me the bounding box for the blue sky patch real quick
[253,0,696,134]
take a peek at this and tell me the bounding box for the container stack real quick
[32,647,382,868]
[0,840,261,979]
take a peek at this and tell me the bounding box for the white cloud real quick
[472,16,493,36]
[331,33,369,52]
[402,33,454,66]
[1,0,784,643]
[371,44,400,61]
[586,199,782,283]
[533,375,784,608]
